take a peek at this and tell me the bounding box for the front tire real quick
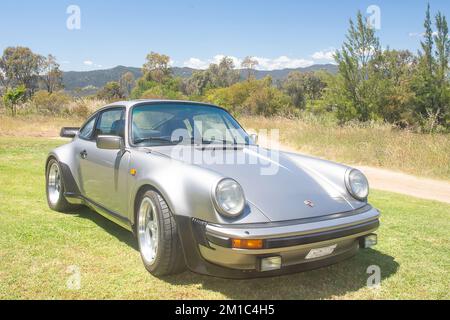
[46,159,79,213]
[136,189,186,276]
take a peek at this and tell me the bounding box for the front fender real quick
[127,151,270,226]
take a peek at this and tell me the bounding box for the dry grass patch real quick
[0,115,83,137]
[240,116,450,180]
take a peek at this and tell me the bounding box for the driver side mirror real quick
[96,135,123,150]
[60,127,79,138]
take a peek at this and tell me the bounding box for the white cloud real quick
[183,55,243,69]
[183,57,210,69]
[312,48,336,62]
[83,60,103,68]
[409,31,439,37]
[254,56,314,70]
[183,54,314,70]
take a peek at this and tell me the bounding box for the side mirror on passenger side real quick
[96,135,123,150]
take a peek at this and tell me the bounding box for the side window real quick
[79,116,96,140]
[96,109,125,137]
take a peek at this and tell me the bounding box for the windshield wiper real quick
[200,138,238,145]
[134,137,179,145]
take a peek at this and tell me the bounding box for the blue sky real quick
[0,0,449,71]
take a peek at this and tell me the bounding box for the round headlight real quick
[346,169,369,201]
[214,179,245,217]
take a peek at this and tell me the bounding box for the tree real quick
[96,82,125,101]
[3,85,26,116]
[434,11,450,127]
[282,71,326,109]
[142,52,172,83]
[119,72,135,97]
[40,54,63,94]
[412,5,450,129]
[241,56,259,80]
[370,50,417,125]
[215,57,240,87]
[183,70,213,96]
[332,11,382,122]
[0,47,43,97]
[183,56,240,96]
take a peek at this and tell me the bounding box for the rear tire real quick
[136,189,186,276]
[46,159,79,213]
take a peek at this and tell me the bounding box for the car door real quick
[78,107,130,217]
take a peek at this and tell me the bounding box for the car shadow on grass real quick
[73,206,138,251]
[74,207,399,300]
[165,249,399,299]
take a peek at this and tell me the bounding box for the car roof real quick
[102,99,222,110]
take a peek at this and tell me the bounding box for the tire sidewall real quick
[136,190,164,273]
[46,159,63,210]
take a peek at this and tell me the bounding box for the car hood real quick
[153,145,356,222]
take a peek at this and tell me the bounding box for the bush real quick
[65,98,107,118]
[204,77,292,116]
[2,85,26,116]
[131,78,186,100]
[31,90,71,115]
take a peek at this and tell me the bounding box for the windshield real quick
[131,103,252,147]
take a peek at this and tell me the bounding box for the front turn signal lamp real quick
[232,239,263,249]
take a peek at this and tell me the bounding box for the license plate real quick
[305,244,337,260]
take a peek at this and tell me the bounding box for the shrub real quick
[65,98,107,118]
[96,82,125,101]
[2,85,26,116]
[31,90,71,115]
[131,78,186,100]
[204,77,292,116]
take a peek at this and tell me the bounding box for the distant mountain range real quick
[62,64,338,93]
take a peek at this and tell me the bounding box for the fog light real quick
[361,234,378,248]
[259,256,282,272]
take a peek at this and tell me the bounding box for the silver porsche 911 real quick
[45,100,380,278]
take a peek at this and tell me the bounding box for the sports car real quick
[46,100,380,278]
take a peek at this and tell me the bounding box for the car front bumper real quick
[176,205,380,279]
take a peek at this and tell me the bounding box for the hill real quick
[62,64,338,93]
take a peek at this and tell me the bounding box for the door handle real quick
[80,150,88,159]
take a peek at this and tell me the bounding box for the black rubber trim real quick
[58,162,81,195]
[264,219,379,249]
[207,204,373,230]
[205,233,232,248]
[64,192,131,227]
[205,219,379,249]
[192,218,212,248]
[81,195,130,225]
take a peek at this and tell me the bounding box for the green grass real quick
[0,137,449,300]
